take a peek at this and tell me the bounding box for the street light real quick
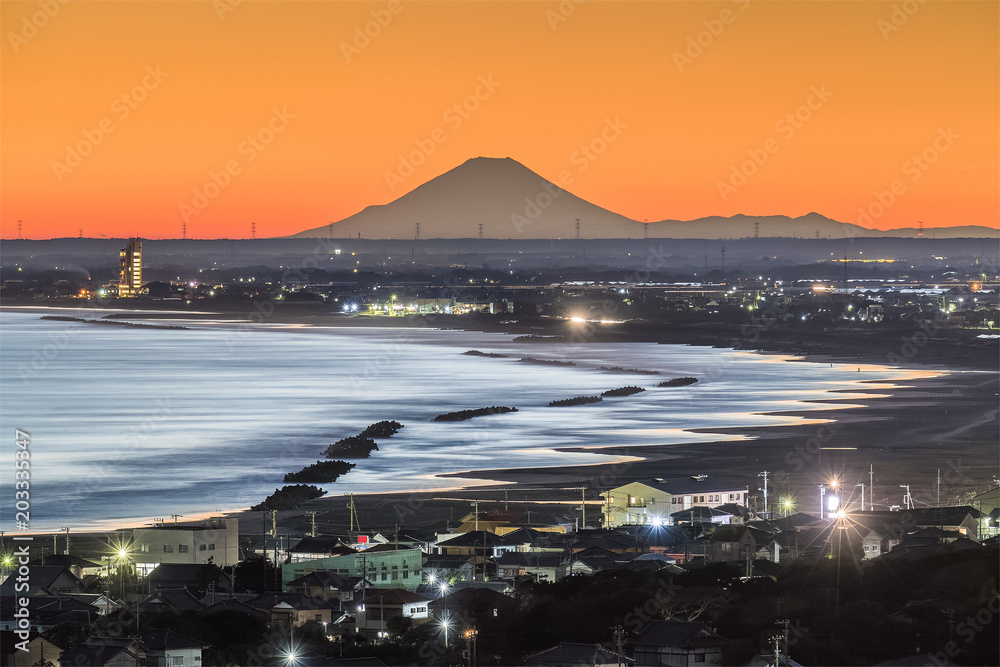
[440,583,450,647]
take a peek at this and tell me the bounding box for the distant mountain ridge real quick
[291,157,997,240]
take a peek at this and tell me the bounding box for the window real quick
[381,573,388,581]
[169,657,184,666]
[178,545,189,553]
[315,614,322,621]
[139,543,149,552]
[199,544,207,551]
[163,545,173,553]
[695,654,706,663]
[208,544,215,551]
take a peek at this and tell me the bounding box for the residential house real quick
[422,554,476,583]
[57,637,146,667]
[286,537,357,563]
[524,642,620,666]
[140,628,207,667]
[355,588,431,639]
[285,570,365,604]
[28,554,103,580]
[0,566,84,597]
[147,563,233,598]
[495,552,561,582]
[602,477,749,528]
[139,589,204,616]
[628,621,732,667]
[246,592,340,628]
[0,631,62,666]
[707,526,756,564]
[427,586,517,626]
[0,596,100,633]
[131,517,239,572]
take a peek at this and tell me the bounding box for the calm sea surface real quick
[0,308,929,531]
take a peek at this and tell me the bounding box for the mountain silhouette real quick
[291,157,997,240]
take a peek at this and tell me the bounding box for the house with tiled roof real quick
[524,642,620,666]
[58,637,146,667]
[355,588,431,638]
[627,621,732,667]
[140,628,207,667]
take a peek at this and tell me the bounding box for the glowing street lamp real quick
[781,496,794,518]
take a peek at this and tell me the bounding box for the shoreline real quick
[3,306,996,536]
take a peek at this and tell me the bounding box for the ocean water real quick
[0,308,929,531]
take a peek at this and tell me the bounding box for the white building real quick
[601,476,749,527]
[131,518,239,572]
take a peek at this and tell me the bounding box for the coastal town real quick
[3,236,999,666]
[3,474,999,666]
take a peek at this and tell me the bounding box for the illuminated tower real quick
[118,238,142,297]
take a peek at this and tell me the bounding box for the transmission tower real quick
[414,222,420,240]
[575,218,581,239]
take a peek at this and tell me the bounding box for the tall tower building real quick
[118,238,142,297]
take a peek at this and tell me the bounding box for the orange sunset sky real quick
[1,0,997,240]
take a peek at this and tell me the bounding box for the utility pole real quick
[472,500,479,532]
[612,625,624,667]
[306,511,318,538]
[819,484,826,520]
[170,514,182,525]
[415,222,420,240]
[348,494,359,532]
[60,527,70,555]
[900,485,912,510]
[856,484,865,513]
[329,221,334,240]
[503,488,508,512]
[581,487,586,529]
[937,469,941,507]
[758,471,769,516]
[721,246,726,273]
[870,465,874,511]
